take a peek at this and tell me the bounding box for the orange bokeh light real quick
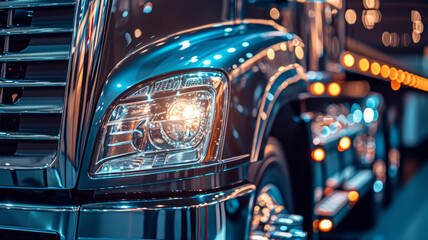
[311,82,325,96]
[319,219,333,232]
[410,74,416,86]
[404,72,411,85]
[380,65,390,78]
[338,136,351,152]
[327,82,341,97]
[397,70,405,83]
[391,80,401,91]
[312,148,325,162]
[370,62,381,76]
[343,54,355,68]
[389,67,398,81]
[348,191,359,202]
[358,58,370,72]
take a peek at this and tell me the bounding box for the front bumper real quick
[0,184,255,240]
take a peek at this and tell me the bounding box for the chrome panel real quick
[0,102,63,114]
[0,26,73,35]
[57,0,110,188]
[78,184,255,239]
[0,154,56,168]
[0,0,75,9]
[0,202,79,240]
[0,51,70,62]
[0,131,59,140]
[0,79,66,87]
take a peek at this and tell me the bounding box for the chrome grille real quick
[0,0,75,169]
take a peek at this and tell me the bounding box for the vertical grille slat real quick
[0,2,75,169]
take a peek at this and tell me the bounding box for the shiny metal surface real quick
[0,26,73,35]
[250,184,307,239]
[0,131,59,140]
[0,0,75,9]
[0,51,70,62]
[78,184,255,240]
[0,79,66,87]
[0,102,63,114]
[57,0,110,188]
[0,1,76,185]
[0,202,79,240]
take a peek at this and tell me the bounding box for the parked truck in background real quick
[0,0,427,239]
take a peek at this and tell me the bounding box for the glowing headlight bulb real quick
[164,101,201,142]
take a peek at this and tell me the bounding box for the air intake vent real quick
[0,0,75,169]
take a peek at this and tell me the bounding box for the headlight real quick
[90,71,228,176]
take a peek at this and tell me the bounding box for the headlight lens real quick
[91,71,228,176]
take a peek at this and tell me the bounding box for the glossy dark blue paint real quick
[77,19,307,189]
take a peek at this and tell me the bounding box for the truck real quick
[0,0,426,239]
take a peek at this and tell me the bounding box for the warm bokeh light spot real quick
[313,220,320,232]
[295,46,304,60]
[311,82,325,96]
[345,9,357,24]
[267,48,275,60]
[358,58,370,72]
[391,80,401,91]
[319,219,333,232]
[324,187,334,196]
[270,8,280,20]
[338,136,351,151]
[348,191,359,202]
[380,65,390,78]
[370,62,381,76]
[397,70,405,83]
[404,72,411,85]
[389,67,398,81]
[410,74,416,86]
[327,82,341,97]
[312,148,325,162]
[343,54,355,68]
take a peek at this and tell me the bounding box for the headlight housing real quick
[91,71,228,176]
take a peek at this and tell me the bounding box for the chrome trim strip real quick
[0,0,75,9]
[59,0,124,187]
[0,26,73,36]
[81,183,255,212]
[0,131,59,140]
[222,154,250,163]
[0,51,70,62]
[0,79,66,87]
[0,102,63,114]
[0,202,79,240]
[0,203,79,212]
